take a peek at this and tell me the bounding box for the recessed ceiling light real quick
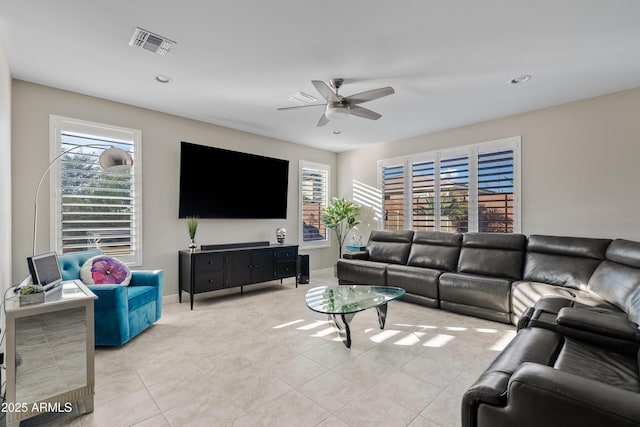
[333,130,341,135]
[155,75,172,84]
[510,74,532,84]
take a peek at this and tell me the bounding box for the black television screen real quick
[178,142,289,219]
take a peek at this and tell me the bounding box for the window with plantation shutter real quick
[439,154,469,232]
[50,116,142,265]
[412,160,436,230]
[382,164,405,230]
[478,148,515,232]
[300,161,329,247]
[378,136,520,233]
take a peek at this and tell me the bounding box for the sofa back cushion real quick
[408,231,462,271]
[367,230,415,265]
[588,239,640,322]
[524,235,611,290]
[58,250,103,281]
[457,233,526,280]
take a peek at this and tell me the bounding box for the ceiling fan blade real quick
[312,80,340,103]
[277,104,326,111]
[344,87,395,105]
[349,105,382,120]
[317,113,330,127]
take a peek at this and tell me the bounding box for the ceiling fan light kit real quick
[325,104,349,120]
[278,78,395,127]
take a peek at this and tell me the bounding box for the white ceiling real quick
[1,1,639,153]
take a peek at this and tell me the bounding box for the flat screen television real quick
[178,141,289,219]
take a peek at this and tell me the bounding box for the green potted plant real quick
[19,284,45,306]
[321,197,361,259]
[186,216,199,251]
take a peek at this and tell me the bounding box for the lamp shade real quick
[99,147,133,171]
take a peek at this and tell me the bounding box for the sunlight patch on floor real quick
[311,327,339,338]
[475,328,498,333]
[423,334,455,348]
[370,329,403,343]
[273,319,305,329]
[296,320,331,330]
[394,331,427,346]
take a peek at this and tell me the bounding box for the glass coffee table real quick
[305,285,406,348]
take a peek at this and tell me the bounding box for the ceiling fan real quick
[278,78,395,127]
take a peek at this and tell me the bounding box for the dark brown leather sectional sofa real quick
[337,230,640,426]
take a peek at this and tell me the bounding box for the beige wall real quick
[11,81,338,293]
[0,35,11,296]
[337,87,640,242]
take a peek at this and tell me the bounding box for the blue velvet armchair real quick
[57,250,164,346]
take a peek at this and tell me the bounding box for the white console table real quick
[5,280,97,426]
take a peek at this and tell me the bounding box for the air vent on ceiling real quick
[287,91,318,105]
[129,27,176,55]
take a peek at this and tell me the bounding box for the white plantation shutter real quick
[439,154,470,232]
[51,116,142,265]
[379,137,520,233]
[382,164,405,230]
[411,160,436,230]
[477,148,515,232]
[300,161,329,246]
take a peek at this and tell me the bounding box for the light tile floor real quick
[20,270,515,427]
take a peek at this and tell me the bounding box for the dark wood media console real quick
[179,241,299,310]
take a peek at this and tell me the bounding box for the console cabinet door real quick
[224,249,276,286]
[224,251,252,287]
[250,249,276,283]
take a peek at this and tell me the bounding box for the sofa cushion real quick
[81,255,131,285]
[386,264,440,300]
[336,259,387,285]
[588,239,640,323]
[439,272,512,313]
[523,235,611,290]
[59,250,103,281]
[553,337,640,392]
[511,281,608,322]
[127,285,157,311]
[457,232,526,280]
[527,235,612,259]
[367,230,414,264]
[407,231,461,271]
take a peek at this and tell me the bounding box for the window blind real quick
[411,160,436,230]
[60,131,136,257]
[382,164,405,230]
[301,167,327,242]
[477,148,514,232]
[439,154,469,232]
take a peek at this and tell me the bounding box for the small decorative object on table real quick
[276,227,286,244]
[186,216,199,251]
[19,284,45,306]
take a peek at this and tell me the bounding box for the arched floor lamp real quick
[32,145,133,256]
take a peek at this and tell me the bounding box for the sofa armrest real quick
[553,307,640,355]
[557,307,639,341]
[87,284,130,345]
[482,363,640,427]
[130,269,163,288]
[129,269,164,319]
[342,251,369,260]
